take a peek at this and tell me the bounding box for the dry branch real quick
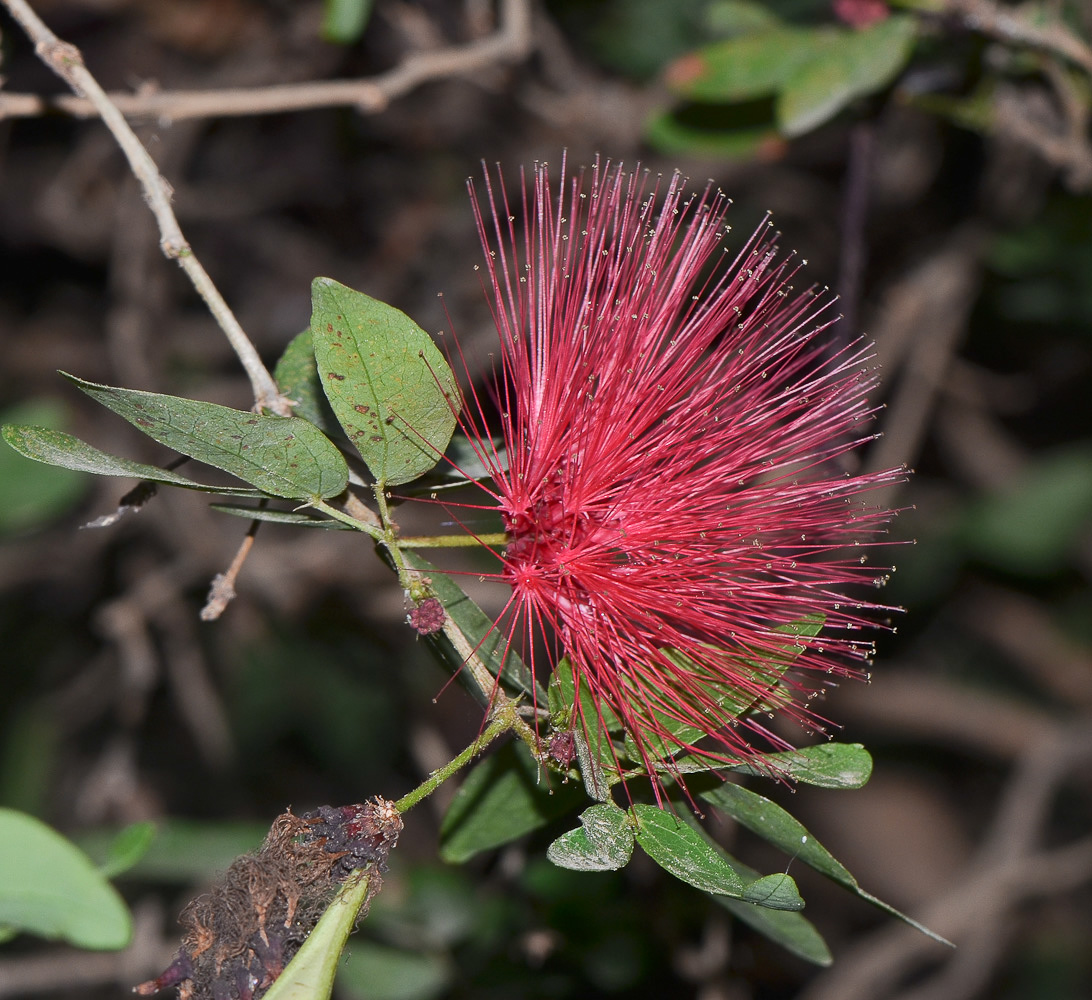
[0,0,533,122]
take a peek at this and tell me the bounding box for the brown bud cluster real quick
[135,798,402,1000]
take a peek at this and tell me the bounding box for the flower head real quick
[453,156,903,785]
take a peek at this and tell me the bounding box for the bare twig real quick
[0,0,534,122]
[0,0,291,414]
[0,900,174,1000]
[835,669,1059,760]
[959,584,1092,708]
[799,724,1092,1000]
[838,122,875,339]
[200,520,260,621]
[993,81,1092,191]
[866,227,985,499]
[97,558,237,770]
[943,0,1092,76]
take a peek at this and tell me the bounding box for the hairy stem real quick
[394,712,515,813]
[398,532,508,549]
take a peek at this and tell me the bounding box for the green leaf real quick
[547,658,575,725]
[321,0,375,45]
[97,822,156,880]
[713,859,831,966]
[546,659,623,798]
[631,804,745,896]
[210,503,354,529]
[260,871,373,1000]
[547,803,634,872]
[668,813,826,956]
[907,80,996,135]
[728,743,873,789]
[0,808,132,950]
[336,940,449,1000]
[62,375,349,500]
[704,0,783,36]
[721,613,826,716]
[623,615,826,766]
[644,108,780,160]
[583,0,716,79]
[666,16,916,138]
[960,446,1092,575]
[1,425,264,497]
[405,433,506,492]
[700,782,954,945]
[741,872,805,910]
[777,15,917,136]
[665,28,823,102]
[439,742,585,863]
[0,402,88,533]
[0,707,57,816]
[545,828,620,872]
[311,278,459,486]
[701,782,855,887]
[573,728,612,802]
[274,329,342,439]
[547,659,623,734]
[77,820,267,883]
[401,552,543,704]
[720,894,831,962]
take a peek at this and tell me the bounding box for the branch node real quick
[38,38,83,73]
[160,236,191,259]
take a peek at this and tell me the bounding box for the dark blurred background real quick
[1,2,1090,999]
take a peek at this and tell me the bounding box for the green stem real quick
[316,493,537,749]
[395,711,515,813]
[398,532,508,549]
[312,497,384,540]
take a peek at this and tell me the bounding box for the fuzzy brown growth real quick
[135,798,402,1000]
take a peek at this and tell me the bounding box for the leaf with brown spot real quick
[310,278,460,486]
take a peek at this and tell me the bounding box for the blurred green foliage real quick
[0,401,87,535]
[3,0,1092,996]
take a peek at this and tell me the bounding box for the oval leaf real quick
[546,828,623,872]
[548,803,634,872]
[321,0,375,45]
[97,822,156,880]
[729,742,873,789]
[644,109,780,161]
[706,844,830,964]
[62,375,349,499]
[700,782,856,888]
[0,808,131,950]
[741,872,805,910]
[260,871,372,1000]
[311,278,459,486]
[0,403,88,532]
[777,15,916,137]
[665,28,823,102]
[631,804,744,896]
[715,894,831,966]
[623,614,827,765]
[2,424,263,496]
[273,329,343,439]
[702,782,953,945]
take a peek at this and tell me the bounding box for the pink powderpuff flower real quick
[449,155,905,787]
